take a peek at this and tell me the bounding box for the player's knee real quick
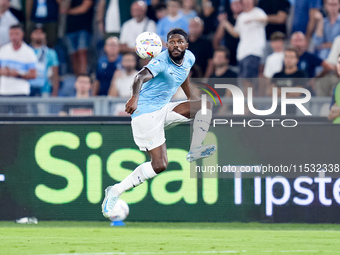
[152,158,168,174]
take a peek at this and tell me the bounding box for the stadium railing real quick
[0,96,332,117]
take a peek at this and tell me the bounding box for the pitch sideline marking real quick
[36,251,241,255]
[36,250,340,255]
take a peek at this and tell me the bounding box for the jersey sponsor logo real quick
[149,59,159,67]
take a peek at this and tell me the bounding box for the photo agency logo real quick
[199,83,312,127]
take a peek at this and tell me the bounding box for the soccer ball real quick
[135,32,162,59]
[108,199,129,222]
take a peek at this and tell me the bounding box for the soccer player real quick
[102,28,215,218]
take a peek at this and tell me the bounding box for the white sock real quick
[190,109,212,150]
[115,162,157,195]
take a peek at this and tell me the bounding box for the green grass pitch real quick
[1,221,340,255]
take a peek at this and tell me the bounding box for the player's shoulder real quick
[149,50,168,65]
[155,50,168,60]
[185,50,195,65]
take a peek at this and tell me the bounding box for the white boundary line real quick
[37,251,240,255]
[36,250,340,255]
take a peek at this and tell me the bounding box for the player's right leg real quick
[101,143,167,218]
[102,110,168,218]
[172,100,216,162]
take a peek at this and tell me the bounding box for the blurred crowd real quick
[1,0,340,117]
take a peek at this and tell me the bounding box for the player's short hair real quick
[284,46,299,59]
[167,28,189,42]
[215,46,230,60]
[10,23,24,31]
[270,31,286,41]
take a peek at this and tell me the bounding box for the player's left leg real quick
[101,144,167,218]
[172,100,216,162]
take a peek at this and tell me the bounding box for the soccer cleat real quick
[186,144,216,162]
[101,185,120,218]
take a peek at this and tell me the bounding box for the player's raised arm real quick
[181,76,200,101]
[125,67,153,114]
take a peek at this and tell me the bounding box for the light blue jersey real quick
[132,50,195,118]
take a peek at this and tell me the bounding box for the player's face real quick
[166,34,188,61]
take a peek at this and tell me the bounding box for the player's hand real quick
[125,96,138,114]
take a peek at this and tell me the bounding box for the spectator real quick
[62,0,94,76]
[270,46,307,97]
[0,24,37,114]
[156,0,189,44]
[290,31,332,78]
[96,0,134,38]
[210,46,238,79]
[210,47,238,116]
[313,0,340,60]
[188,17,213,77]
[328,54,340,123]
[120,1,156,53]
[108,52,137,97]
[327,35,340,66]
[214,0,242,67]
[29,23,60,97]
[9,0,24,23]
[219,0,267,93]
[108,52,138,115]
[0,0,19,47]
[291,0,322,45]
[201,0,220,36]
[146,0,164,22]
[263,32,285,79]
[154,3,167,21]
[93,37,122,96]
[179,0,198,22]
[59,73,93,116]
[25,0,59,47]
[258,0,290,41]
